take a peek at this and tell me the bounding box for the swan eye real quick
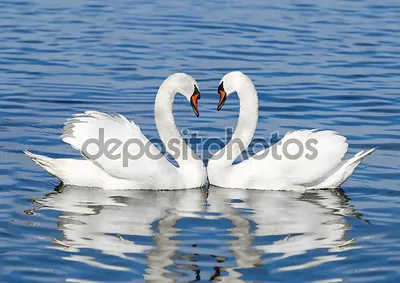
[193,85,201,98]
[218,82,224,93]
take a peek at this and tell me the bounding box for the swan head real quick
[217,71,249,110]
[166,73,201,117]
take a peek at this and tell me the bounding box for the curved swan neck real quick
[154,79,201,168]
[232,79,258,151]
[212,76,259,166]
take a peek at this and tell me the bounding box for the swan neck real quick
[154,82,201,169]
[232,82,258,150]
[212,79,258,167]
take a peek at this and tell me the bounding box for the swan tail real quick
[349,147,377,165]
[24,150,118,188]
[340,147,377,180]
[309,147,377,189]
[24,150,65,181]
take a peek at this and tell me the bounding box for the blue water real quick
[1,0,399,282]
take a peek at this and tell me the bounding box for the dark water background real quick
[0,0,399,282]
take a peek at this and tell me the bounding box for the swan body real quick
[25,73,207,190]
[208,71,376,191]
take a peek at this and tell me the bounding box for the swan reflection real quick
[31,185,207,281]
[207,186,363,279]
[30,185,364,281]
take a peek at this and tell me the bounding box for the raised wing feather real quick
[242,129,348,187]
[61,111,172,180]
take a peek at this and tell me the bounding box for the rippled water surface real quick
[1,0,399,282]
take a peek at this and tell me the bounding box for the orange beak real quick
[190,92,200,117]
[217,89,227,111]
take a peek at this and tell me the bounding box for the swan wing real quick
[243,129,348,186]
[61,111,172,180]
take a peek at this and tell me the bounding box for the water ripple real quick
[1,0,399,282]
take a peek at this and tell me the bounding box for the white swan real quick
[25,73,207,190]
[208,71,376,191]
